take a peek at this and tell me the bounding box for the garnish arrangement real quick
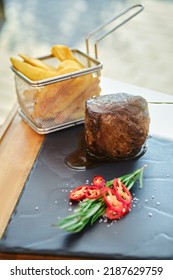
[57,165,146,233]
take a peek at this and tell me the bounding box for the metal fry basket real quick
[12,4,144,134]
[13,50,102,134]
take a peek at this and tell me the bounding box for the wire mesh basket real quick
[12,50,102,134]
[11,4,144,134]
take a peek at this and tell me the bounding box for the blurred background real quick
[0,0,173,127]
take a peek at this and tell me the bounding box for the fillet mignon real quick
[84,93,150,159]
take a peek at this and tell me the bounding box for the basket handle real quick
[85,4,144,59]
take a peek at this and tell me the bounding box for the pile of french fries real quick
[10,45,101,124]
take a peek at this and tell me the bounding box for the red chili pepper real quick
[102,187,123,213]
[85,186,101,199]
[113,179,132,206]
[69,185,88,201]
[121,204,131,216]
[106,207,122,220]
[92,175,105,188]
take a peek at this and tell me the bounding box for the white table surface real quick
[101,77,173,140]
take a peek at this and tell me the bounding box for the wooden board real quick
[0,114,44,238]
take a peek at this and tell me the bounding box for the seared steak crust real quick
[84,93,150,159]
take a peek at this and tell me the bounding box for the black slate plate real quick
[0,124,173,259]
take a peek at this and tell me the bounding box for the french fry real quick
[23,89,38,102]
[10,57,59,81]
[64,77,101,121]
[11,44,85,82]
[11,44,101,126]
[51,45,75,61]
[57,59,83,71]
[18,54,57,72]
[51,45,84,68]
[56,64,82,76]
[32,74,94,119]
[54,77,101,123]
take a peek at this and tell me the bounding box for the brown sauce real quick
[64,130,147,171]
[64,131,100,170]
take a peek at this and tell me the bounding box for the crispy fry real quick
[70,76,101,118]
[32,75,100,120]
[51,45,75,61]
[23,89,38,102]
[11,44,85,81]
[11,44,101,126]
[51,45,84,68]
[56,64,82,76]
[18,54,57,72]
[10,57,59,81]
[55,77,101,123]
[57,59,83,71]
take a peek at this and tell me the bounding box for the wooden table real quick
[0,77,173,259]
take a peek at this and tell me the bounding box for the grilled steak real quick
[84,93,150,159]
